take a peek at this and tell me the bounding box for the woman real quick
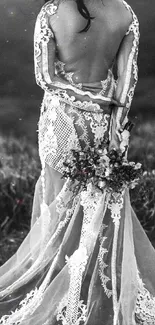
[0,0,155,324]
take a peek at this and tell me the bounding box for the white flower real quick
[120,130,130,152]
[87,183,93,192]
[103,148,108,155]
[105,168,110,177]
[98,181,106,188]
[130,182,136,189]
[129,162,135,167]
[121,130,130,141]
[135,163,142,170]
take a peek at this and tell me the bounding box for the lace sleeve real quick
[114,1,140,128]
[34,1,61,92]
[34,1,77,93]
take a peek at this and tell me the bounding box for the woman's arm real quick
[34,1,112,106]
[109,4,140,150]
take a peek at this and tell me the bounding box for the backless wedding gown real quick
[0,1,155,324]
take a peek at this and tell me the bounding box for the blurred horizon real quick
[0,0,155,142]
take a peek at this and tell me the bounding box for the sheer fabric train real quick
[0,1,155,325]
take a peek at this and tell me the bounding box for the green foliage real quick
[129,121,155,170]
[0,135,41,235]
[130,171,155,236]
[129,122,155,238]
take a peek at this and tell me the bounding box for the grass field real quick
[0,121,155,265]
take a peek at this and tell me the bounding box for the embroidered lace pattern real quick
[39,90,111,177]
[108,192,124,325]
[80,185,105,248]
[57,295,87,325]
[34,2,57,88]
[135,276,155,325]
[98,226,112,298]
[0,288,40,325]
[62,104,90,152]
[62,247,88,325]
[38,94,80,174]
[54,59,83,90]
[84,112,110,145]
[57,185,107,325]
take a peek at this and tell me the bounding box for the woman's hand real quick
[108,104,124,153]
[109,129,122,153]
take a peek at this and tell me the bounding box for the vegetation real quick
[129,122,155,240]
[0,121,155,265]
[0,136,40,265]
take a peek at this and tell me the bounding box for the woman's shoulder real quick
[115,0,139,35]
[122,1,139,25]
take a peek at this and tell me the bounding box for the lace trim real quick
[57,295,87,325]
[98,231,112,298]
[135,276,155,325]
[64,247,88,325]
[34,1,57,87]
[38,94,80,175]
[57,185,106,325]
[84,112,109,145]
[0,288,40,325]
[108,192,124,325]
[43,88,109,113]
[66,105,90,148]
[56,179,82,220]
[55,59,83,90]
[39,96,58,164]
[100,70,112,95]
[80,184,105,248]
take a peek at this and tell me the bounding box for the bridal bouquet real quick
[61,122,143,194]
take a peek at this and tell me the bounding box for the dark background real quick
[0,0,155,142]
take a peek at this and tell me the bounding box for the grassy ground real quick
[0,136,40,265]
[0,121,155,265]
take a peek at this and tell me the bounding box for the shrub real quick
[0,135,41,235]
[130,170,155,238]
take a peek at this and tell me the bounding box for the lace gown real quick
[0,1,155,325]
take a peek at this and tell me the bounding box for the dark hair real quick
[76,0,94,32]
[44,0,94,32]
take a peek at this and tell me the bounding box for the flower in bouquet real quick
[61,144,143,194]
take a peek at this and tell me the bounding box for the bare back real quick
[49,0,132,83]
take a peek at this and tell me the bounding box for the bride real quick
[0,0,155,324]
